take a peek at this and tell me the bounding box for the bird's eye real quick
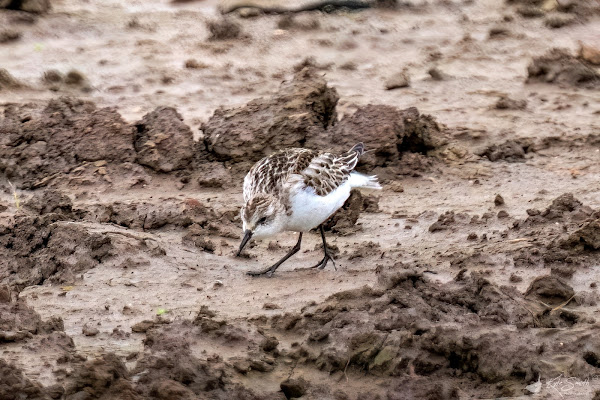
[258,217,267,225]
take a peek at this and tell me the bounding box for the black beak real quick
[237,230,253,256]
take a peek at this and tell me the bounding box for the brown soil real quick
[1,0,600,399]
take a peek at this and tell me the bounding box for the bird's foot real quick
[246,266,277,277]
[311,252,336,271]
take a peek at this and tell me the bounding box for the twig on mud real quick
[506,238,530,243]
[551,294,576,313]
[7,180,20,209]
[343,357,350,383]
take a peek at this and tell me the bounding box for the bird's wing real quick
[299,143,364,196]
[243,148,318,202]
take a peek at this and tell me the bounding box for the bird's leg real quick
[247,233,303,277]
[312,225,336,270]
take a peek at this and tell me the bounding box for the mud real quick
[1,0,600,399]
[134,107,194,173]
[0,0,50,13]
[202,68,339,163]
[0,214,113,290]
[0,97,136,188]
[527,48,600,88]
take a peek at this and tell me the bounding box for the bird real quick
[236,142,381,276]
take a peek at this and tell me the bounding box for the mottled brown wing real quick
[301,144,363,196]
[243,148,319,201]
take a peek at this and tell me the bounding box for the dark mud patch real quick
[65,353,141,400]
[305,104,445,172]
[525,275,574,303]
[131,308,277,399]
[494,96,527,110]
[0,28,21,43]
[42,69,93,93]
[24,189,73,217]
[0,0,50,13]
[0,287,65,342]
[479,139,531,162]
[0,97,136,189]
[134,107,194,172]
[206,17,242,41]
[277,13,320,31]
[0,68,26,90]
[251,269,600,398]
[83,197,229,234]
[562,218,600,251]
[527,48,600,88]
[510,193,599,270]
[322,190,364,235]
[1,97,206,189]
[0,287,73,399]
[0,214,113,291]
[0,359,48,400]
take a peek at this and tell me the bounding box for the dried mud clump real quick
[0,292,65,342]
[0,68,25,90]
[206,17,242,41]
[0,0,51,13]
[512,193,599,268]
[0,214,113,290]
[262,270,599,397]
[65,353,140,400]
[202,68,339,163]
[0,359,48,399]
[42,69,92,92]
[322,189,363,234]
[384,70,410,89]
[495,96,527,110]
[0,293,72,398]
[480,140,528,162]
[131,310,274,399]
[202,70,444,182]
[0,97,136,188]
[541,192,583,220]
[134,107,194,172]
[527,48,600,88]
[0,29,21,43]
[24,189,73,217]
[580,43,600,65]
[306,104,444,170]
[525,275,574,305]
[544,13,575,28]
[87,197,216,231]
[562,218,600,251]
[516,5,544,18]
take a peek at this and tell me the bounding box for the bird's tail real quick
[348,142,365,157]
[348,171,382,191]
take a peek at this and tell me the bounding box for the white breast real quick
[285,180,352,232]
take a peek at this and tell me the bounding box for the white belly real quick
[285,180,352,232]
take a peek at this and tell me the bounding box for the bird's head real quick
[237,194,286,256]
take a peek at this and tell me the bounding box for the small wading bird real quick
[236,143,381,276]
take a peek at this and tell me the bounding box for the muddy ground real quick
[1,0,600,399]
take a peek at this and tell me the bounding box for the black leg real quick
[247,233,303,277]
[312,225,336,270]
